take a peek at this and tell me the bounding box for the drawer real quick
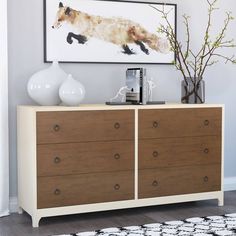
[37,110,134,144]
[139,136,221,169]
[37,171,134,208]
[138,164,221,199]
[139,108,222,139]
[37,141,134,177]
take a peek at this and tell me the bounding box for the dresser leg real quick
[32,216,41,228]
[18,207,23,214]
[218,194,224,206]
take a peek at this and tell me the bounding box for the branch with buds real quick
[151,0,236,83]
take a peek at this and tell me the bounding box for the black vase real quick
[181,77,205,104]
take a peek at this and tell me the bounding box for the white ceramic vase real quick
[59,74,85,106]
[27,61,67,106]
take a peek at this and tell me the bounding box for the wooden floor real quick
[0,191,236,236]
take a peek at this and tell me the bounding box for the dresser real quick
[17,104,224,227]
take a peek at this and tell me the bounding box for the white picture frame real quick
[44,0,177,64]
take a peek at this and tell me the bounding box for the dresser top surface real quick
[17,103,224,112]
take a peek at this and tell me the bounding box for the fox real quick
[52,2,170,55]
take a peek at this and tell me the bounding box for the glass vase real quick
[181,77,205,104]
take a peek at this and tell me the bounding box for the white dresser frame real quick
[17,104,224,227]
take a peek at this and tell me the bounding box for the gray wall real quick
[8,0,236,197]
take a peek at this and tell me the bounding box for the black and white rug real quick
[53,213,236,236]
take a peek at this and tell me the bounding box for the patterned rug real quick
[52,213,236,236]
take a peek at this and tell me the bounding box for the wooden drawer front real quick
[37,171,134,209]
[138,165,221,199]
[139,136,221,169]
[37,141,134,177]
[37,110,134,144]
[139,108,222,139]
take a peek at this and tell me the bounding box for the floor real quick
[0,191,235,236]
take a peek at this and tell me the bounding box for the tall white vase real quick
[27,61,67,106]
[59,74,85,106]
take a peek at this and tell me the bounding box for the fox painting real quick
[52,2,170,55]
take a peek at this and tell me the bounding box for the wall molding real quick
[9,177,236,213]
[9,197,18,213]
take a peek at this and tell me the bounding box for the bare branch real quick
[183,14,191,60]
[151,4,193,81]
[212,53,236,63]
[199,11,235,76]
[198,0,218,77]
[151,0,236,82]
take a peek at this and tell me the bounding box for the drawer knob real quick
[153,151,159,158]
[204,120,210,126]
[53,124,60,132]
[114,153,121,160]
[153,121,159,128]
[152,180,158,187]
[204,148,209,154]
[203,176,209,182]
[114,184,120,190]
[54,157,61,164]
[114,122,120,129]
[54,189,61,195]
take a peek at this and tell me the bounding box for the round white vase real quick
[59,74,86,106]
[27,61,67,106]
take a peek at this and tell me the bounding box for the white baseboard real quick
[9,197,18,213]
[224,176,236,191]
[9,177,236,213]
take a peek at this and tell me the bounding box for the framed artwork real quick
[44,0,177,64]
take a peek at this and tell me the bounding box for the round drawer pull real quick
[153,121,159,128]
[114,153,121,160]
[53,124,60,132]
[204,148,209,154]
[114,122,120,129]
[203,176,209,182]
[54,189,61,195]
[153,151,159,158]
[114,184,120,190]
[204,120,210,126]
[54,157,61,164]
[152,180,158,187]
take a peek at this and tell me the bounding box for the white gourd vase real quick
[59,74,86,106]
[27,61,67,105]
